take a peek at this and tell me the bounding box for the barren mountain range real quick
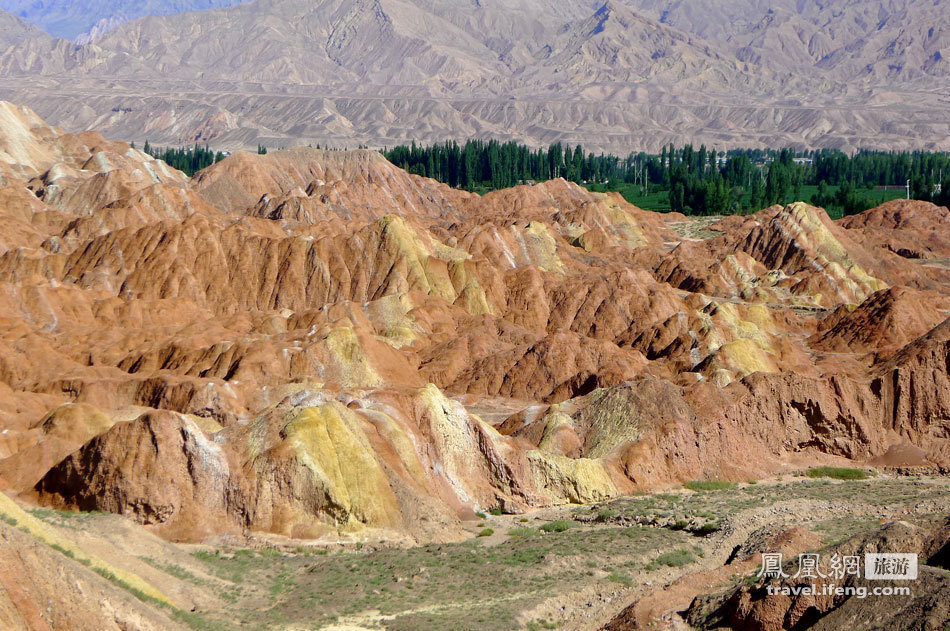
[0,0,251,40]
[0,0,947,153]
[0,6,44,48]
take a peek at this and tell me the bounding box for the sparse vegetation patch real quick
[806,467,870,480]
[684,480,738,492]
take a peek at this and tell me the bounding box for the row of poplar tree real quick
[383,140,950,215]
[134,137,950,216]
[136,141,267,175]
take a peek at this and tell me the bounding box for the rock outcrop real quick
[839,199,950,260]
[684,519,950,631]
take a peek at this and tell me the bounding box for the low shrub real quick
[696,521,721,535]
[507,527,536,538]
[806,467,869,481]
[647,548,697,570]
[606,571,633,586]
[683,480,738,492]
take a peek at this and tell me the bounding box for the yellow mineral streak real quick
[187,414,224,435]
[849,263,887,293]
[557,220,587,241]
[379,215,469,301]
[784,202,850,262]
[577,389,646,459]
[526,451,617,504]
[826,260,887,297]
[722,254,760,300]
[449,260,496,316]
[379,326,417,349]
[283,404,399,528]
[598,194,648,248]
[323,327,383,387]
[709,337,778,383]
[415,384,484,505]
[365,293,414,330]
[696,308,726,353]
[40,403,115,441]
[713,302,775,348]
[364,293,421,348]
[537,409,576,453]
[825,261,864,299]
[361,409,430,488]
[780,203,887,300]
[0,492,176,607]
[522,221,565,274]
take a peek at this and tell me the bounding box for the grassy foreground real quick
[19,474,949,631]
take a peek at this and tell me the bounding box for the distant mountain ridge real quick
[0,0,251,40]
[0,0,946,153]
[0,6,47,47]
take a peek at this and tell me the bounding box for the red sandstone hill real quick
[0,103,947,545]
[839,198,950,260]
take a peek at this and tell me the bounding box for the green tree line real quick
[383,141,950,216]
[141,141,228,176]
[383,140,625,191]
[140,138,950,216]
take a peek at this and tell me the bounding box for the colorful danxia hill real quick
[0,103,948,630]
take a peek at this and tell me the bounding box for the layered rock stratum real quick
[0,103,947,547]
